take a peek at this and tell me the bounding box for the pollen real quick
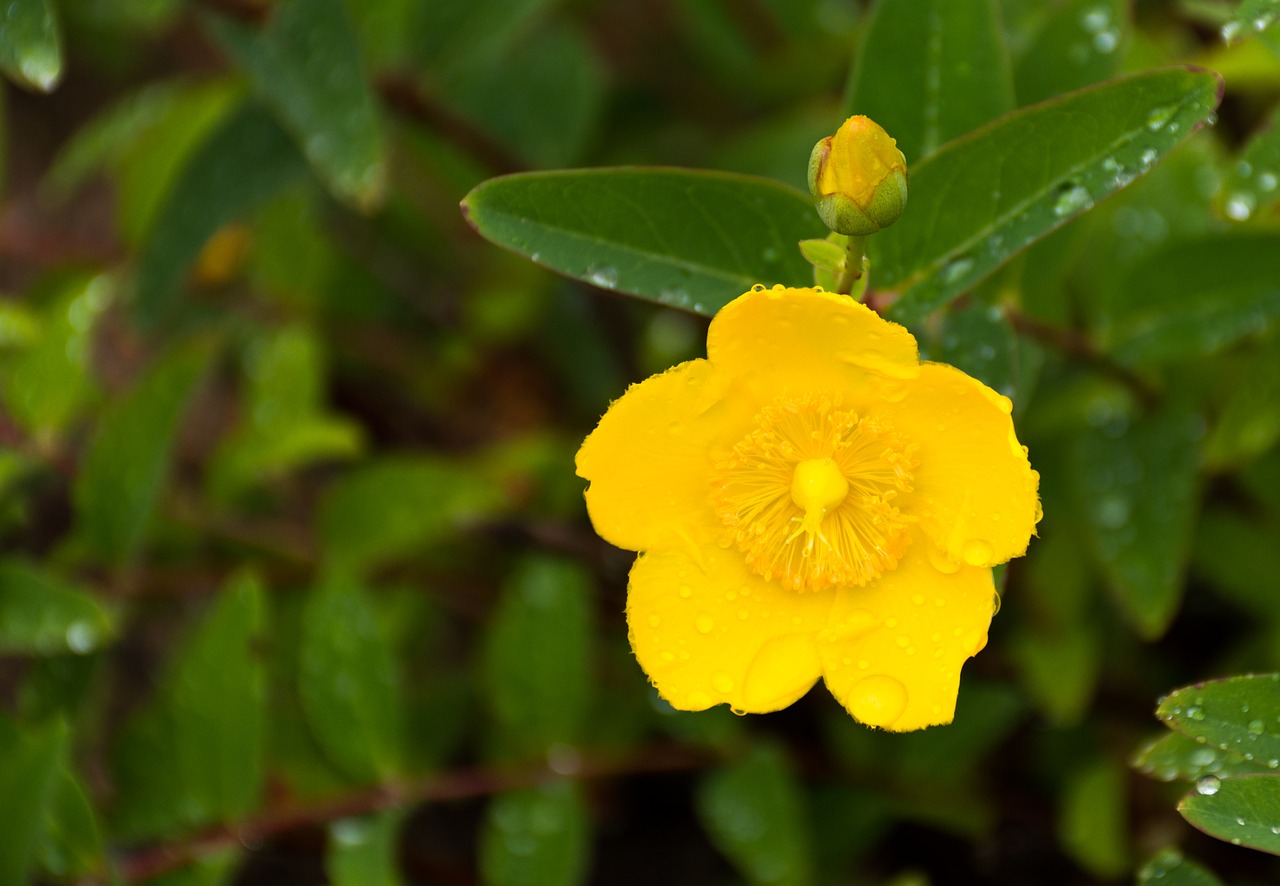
[710,394,917,592]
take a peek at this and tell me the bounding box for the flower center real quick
[711,395,916,592]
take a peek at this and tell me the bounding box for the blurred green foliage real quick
[2,0,1280,883]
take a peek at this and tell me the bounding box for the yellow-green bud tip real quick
[808,115,908,237]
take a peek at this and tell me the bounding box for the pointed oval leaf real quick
[74,338,215,566]
[479,781,589,886]
[845,0,1013,164]
[696,744,813,886]
[1105,233,1280,366]
[1157,674,1280,765]
[0,560,115,656]
[0,0,61,92]
[299,578,402,783]
[1012,0,1127,106]
[1221,110,1280,220]
[878,67,1223,325]
[1133,731,1277,783]
[462,168,825,316]
[210,0,386,208]
[1068,403,1201,639]
[1178,774,1280,855]
[1137,849,1225,886]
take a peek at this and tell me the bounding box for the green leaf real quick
[1133,731,1277,783]
[1012,0,1126,106]
[211,0,386,208]
[1,274,112,436]
[74,338,214,566]
[1178,774,1280,855]
[0,559,115,656]
[438,22,604,169]
[1137,849,1225,886]
[481,557,592,755]
[1058,757,1129,878]
[479,781,589,886]
[696,744,813,886]
[1221,110,1280,221]
[1157,674,1280,765]
[1191,507,1280,614]
[298,578,402,783]
[1104,233,1280,366]
[0,717,67,886]
[112,573,266,838]
[209,325,362,502]
[461,168,825,316]
[1205,340,1280,467]
[36,770,104,880]
[328,811,404,886]
[134,100,308,325]
[1222,0,1280,42]
[845,0,1013,164]
[877,67,1223,326]
[1068,403,1201,639]
[920,301,1025,404]
[319,456,507,575]
[0,0,61,92]
[42,79,239,245]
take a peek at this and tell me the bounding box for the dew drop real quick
[1053,183,1092,217]
[751,283,766,292]
[1225,192,1256,221]
[1259,171,1278,192]
[712,673,735,693]
[940,256,975,285]
[844,674,908,728]
[1222,20,1244,42]
[65,621,96,654]
[678,585,693,598]
[1187,706,1206,721]
[695,614,715,634]
[962,538,993,566]
[648,615,661,628]
[1146,105,1177,131]
[1195,775,1221,795]
[586,264,618,289]
[1249,719,1266,735]
[687,690,712,708]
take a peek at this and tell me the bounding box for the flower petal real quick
[707,287,920,400]
[627,545,834,713]
[576,358,752,553]
[818,539,997,731]
[884,362,1040,568]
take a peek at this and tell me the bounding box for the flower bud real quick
[808,115,908,236]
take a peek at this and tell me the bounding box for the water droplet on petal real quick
[678,585,693,599]
[751,283,766,292]
[844,674,908,728]
[687,690,712,708]
[712,673,735,693]
[695,614,715,634]
[962,538,993,566]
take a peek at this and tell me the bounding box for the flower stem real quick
[834,235,868,299]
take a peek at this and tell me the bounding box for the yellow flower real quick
[808,115,908,236]
[576,286,1040,731]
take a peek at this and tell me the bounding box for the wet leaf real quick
[1068,403,1201,639]
[1222,0,1280,43]
[1157,674,1280,765]
[299,578,402,783]
[0,717,67,886]
[845,0,1012,164]
[211,0,386,208]
[1136,849,1225,886]
[462,168,823,316]
[1178,774,1280,855]
[1105,233,1280,366]
[134,100,307,325]
[1058,757,1128,878]
[328,811,404,886]
[74,338,215,566]
[1012,0,1127,106]
[481,557,592,755]
[112,574,266,838]
[479,781,589,886]
[877,67,1222,325]
[36,770,103,880]
[696,744,813,886]
[1134,731,1276,783]
[319,456,507,575]
[1220,109,1280,221]
[0,560,114,656]
[0,0,61,91]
